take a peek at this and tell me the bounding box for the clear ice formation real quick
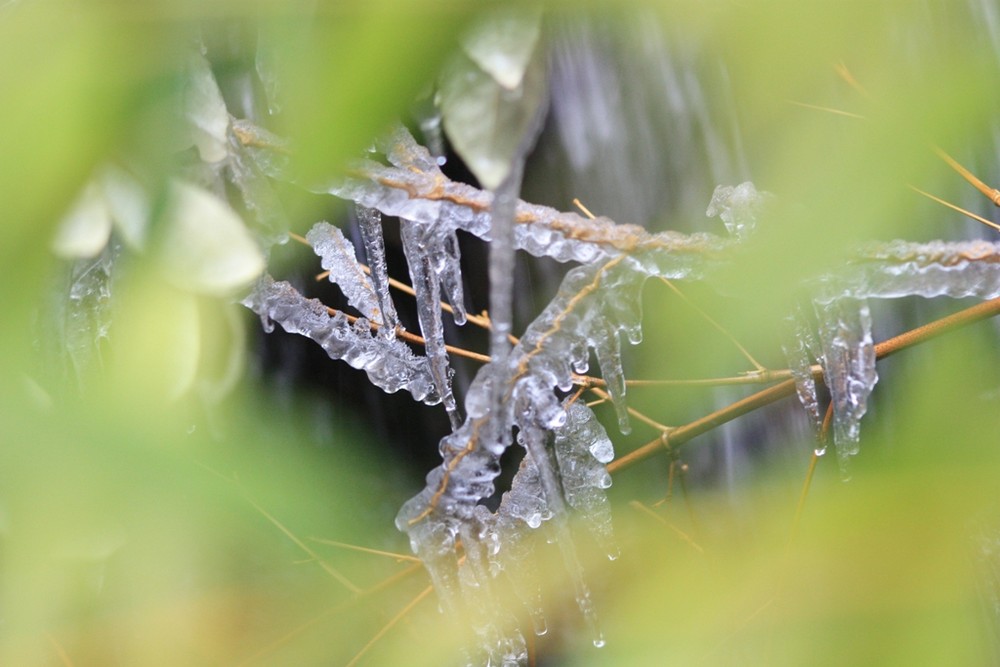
[354,204,400,338]
[400,219,464,430]
[705,181,771,240]
[394,251,687,660]
[241,275,439,404]
[814,298,877,470]
[234,120,1000,660]
[783,238,1000,469]
[59,244,118,391]
[305,221,382,323]
[326,126,731,268]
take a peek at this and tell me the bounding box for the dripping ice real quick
[242,275,439,404]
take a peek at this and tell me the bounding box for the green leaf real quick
[439,10,547,190]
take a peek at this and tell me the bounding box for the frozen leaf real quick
[99,165,150,251]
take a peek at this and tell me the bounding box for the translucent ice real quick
[355,204,400,337]
[706,181,771,240]
[242,275,439,404]
[814,298,878,471]
[819,239,1000,302]
[305,221,381,323]
[400,220,462,430]
[781,307,823,432]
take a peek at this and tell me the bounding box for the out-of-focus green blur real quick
[2,0,999,665]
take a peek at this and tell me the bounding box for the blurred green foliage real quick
[1,0,999,665]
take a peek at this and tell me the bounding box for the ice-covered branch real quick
[242,275,439,404]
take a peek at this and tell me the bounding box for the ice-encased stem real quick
[518,422,601,644]
[305,221,381,323]
[487,165,524,446]
[814,297,878,471]
[241,275,439,404]
[354,205,400,337]
[400,220,462,430]
[781,307,823,435]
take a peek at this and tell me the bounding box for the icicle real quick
[814,297,878,472]
[516,420,601,644]
[400,220,462,430]
[305,221,381,322]
[553,403,618,559]
[591,321,630,434]
[433,228,468,325]
[242,275,438,404]
[355,204,400,337]
[780,307,823,433]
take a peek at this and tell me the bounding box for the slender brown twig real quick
[609,296,1000,474]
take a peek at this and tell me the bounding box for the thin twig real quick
[909,184,1000,233]
[933,146,1000,206]
[609,296,1000,473]
[629,500,705,554]
[308,537,422,563]
[658,277,767,372]
[344,585,434,667]
[243,496,361,594]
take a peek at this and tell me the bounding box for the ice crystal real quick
[242,275,439,404]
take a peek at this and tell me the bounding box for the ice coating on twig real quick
[820,239,1000,302]
[781,307,823,436]
[814,298,877,472]
[395,253,677,657]
[400,220,463,430]
[486,168,522,448]
[305,221,381,323]
[354,204,400,338]
[554,403,617,558]
[241,275,438,404]
[705,181,771,240]
[324,126,732,266]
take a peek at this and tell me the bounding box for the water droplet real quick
[814,445,827,457]
[593,636,606,649]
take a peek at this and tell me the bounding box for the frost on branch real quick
[306,221,382,324]
[242,275,439,404]
[393,246,714,659]
[783,239,1000,469]
[814,297,877,469]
